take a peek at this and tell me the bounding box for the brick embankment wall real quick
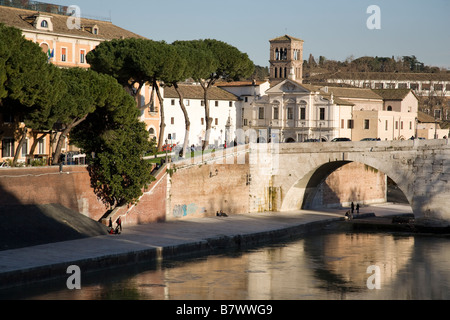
[0,166,107,221]
[314,162,387,208]
[167,163,250,220]
[109,168,168,226]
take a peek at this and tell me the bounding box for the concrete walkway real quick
[0,204,412,289]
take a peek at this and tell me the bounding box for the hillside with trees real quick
[304,54,449,80]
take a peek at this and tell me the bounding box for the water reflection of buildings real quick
[23,233,450,300]
[157,233,416,300]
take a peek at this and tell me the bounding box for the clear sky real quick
[45,0,450,69]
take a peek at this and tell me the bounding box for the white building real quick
[163,85,239,148]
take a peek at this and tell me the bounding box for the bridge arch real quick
[279,151,414,215]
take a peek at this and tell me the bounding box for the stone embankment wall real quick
[0,166,107,220]
[0,158,388,226]
[167,163,251,220]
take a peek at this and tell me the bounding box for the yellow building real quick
[0,2,159,164]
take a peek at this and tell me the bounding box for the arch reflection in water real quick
[11,231,450,300]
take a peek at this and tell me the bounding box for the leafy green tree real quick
[49,68,117,165]
[173,39,254,149]
[87,38,172,151]
[164,44,215,157]
[71,77,154,208]
[0,23,64,166]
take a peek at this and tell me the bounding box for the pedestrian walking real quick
[356,204,360,215]
[108,217,113,229]
[116,216,122,232]
[351,202,355,214]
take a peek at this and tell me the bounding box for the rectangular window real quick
[201,100,205,107]
[395,121,398,130]
[287,108,294,120]
[348,120,354,129]
[171,117,175,125]
[2,138,15,158]
[171,99,175,106]
[410,83,419,90]
[386,83,395,89]
[215,101,219,107]
[80,50,86,64]
[259,107,265,120]
[185,100,190,106]
[273,107,279,120]
[385,120,389,131]
[61,48,67,62]
[21,139,28,157]
[364,119,370,130]
[244,119,248,126]
[229,101,233,107]
[319,108,326,121]
[401,121,404,130]
[38,138,45,155]
[201,118,204,125]
[341,119,345,129]
[434,109,442,120]
[300,108,306,120]
[215,118,219,126]
[410,122,413,130]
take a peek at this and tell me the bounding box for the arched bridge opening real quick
[283,159,413,215]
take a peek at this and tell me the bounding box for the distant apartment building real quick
[0,2,154,164]
[163,85,239,148]
[324,72,450,120]
[217,35,419,143]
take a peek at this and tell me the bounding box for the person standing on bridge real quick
[351,202,355,214]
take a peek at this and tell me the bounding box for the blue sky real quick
[46,0,450,69]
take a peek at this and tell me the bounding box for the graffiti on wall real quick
[173,204,206,218]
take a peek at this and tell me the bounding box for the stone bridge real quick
[247,139,450,226]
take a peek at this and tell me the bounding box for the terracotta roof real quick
[372,89,416,100]
[164,85,238,101]
[418,111,437,123]
[270,34,304,42]
[0,5,145,40]
[216,80,267,87]
[322,86,383,100]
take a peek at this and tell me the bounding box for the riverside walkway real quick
[0,204,411,289]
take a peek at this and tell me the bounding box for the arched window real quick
[41,20,48,28]
[275,48,279,61]
[274,68,278,78]
[387,106,393,111]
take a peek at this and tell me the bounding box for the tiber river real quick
[2,226,450,300]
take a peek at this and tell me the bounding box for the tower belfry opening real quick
[269,35,304,84]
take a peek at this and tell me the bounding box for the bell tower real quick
[269,35,304,84]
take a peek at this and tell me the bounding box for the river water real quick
[3,225,450,300]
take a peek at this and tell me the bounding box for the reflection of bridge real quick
[246,139,450,225]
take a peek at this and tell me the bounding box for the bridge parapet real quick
[247,139,450,226]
